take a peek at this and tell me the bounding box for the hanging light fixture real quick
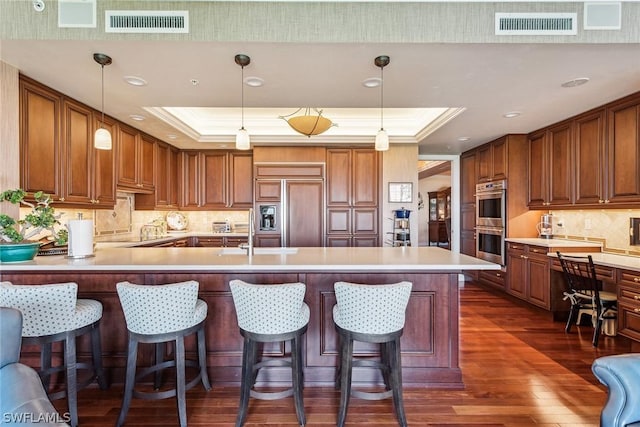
[93,53,112,150]
[235,54,251,150]
[374,55,390,151]
[279,107,334,137]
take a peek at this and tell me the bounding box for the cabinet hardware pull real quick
[532,249,539,253]
[496,273,501,277]
[634,295,640,300]
[599,200,604,204]
[634,277,640,283]
[605,199,610,203]
[635,308,640,313]
[59,197,65,202]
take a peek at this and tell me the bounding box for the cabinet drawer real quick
[619,286,640,305]
[507,243,525,252]
[193,237,224,247]
[618,269,640,288]
[618,301,640,342]
[527,245,548,257]
[479,270,506,289]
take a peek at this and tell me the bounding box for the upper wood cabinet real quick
[116,124,155,193]
[20,77,62,199]
[527,121,573,208]
[326,148,380,246]
[136,141,180,210]
[19,76,115,208]
[477,137,507,183]
[180,150,253,210]
[607,95,640,204]
[527,91,640,209]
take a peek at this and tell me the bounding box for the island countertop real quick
[0,246,499,272]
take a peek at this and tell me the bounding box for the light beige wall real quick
[551,209,640,255]
[382,144,419,247]
[0,61,20,219]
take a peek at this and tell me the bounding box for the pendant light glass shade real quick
[374,55,390,152]
[93,53,112,150]
[94,128,112,150]
[375,128,389,151]
[236,127,250,150]
[235,54,251,150]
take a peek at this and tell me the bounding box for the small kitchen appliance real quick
[538,213,553,239]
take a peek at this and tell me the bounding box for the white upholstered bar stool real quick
[229,279,309,427]
[0,281,107,427]
[115,280,211,427]
[333,281,413,427]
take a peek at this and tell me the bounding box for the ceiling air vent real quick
[495,13,577,36]
[105,10,189,33]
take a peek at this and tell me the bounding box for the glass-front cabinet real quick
[428,188,451,247]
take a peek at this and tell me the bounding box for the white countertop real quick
[549,251,640,271]
[95,231,248,248]
[1,246,500,272]
[505,237,603,249]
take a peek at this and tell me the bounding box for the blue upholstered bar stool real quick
[115,280,211,427]
[0,281,107,427]
[229,279,309,427]
[333,281,413,427]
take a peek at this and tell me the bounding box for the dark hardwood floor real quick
[52,282,631,426]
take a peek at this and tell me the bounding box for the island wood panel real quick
[2,269,463,389]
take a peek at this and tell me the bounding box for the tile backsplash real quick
[551,209,640,255]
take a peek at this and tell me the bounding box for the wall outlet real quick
[584,218,592,230]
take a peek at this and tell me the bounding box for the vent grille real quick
[106,10,189,33]
[495,13,577,35]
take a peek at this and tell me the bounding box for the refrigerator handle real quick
[281,179,287,247]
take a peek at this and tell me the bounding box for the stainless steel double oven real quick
[475,179,506,265]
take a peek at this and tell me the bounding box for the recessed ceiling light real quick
[190,79,199,86]
[503,111,521,118]
[561,77,590,88]
[457,136,470,142]
[129,114,145,121]
[123,75,147,86]
[244,76,264,87]
[362,77,381,88]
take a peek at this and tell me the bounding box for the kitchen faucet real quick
[238,208,254,256]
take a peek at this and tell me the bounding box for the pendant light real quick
[93,53,112,150]
[374,55,390,151]
[235,54,251,150]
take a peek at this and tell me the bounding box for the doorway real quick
[417,155,460,252]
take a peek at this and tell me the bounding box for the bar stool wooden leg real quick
[337,336,353,427]
[176,336,187,427]
[292,334,306,426]
[64,333,79,427]
[40,342,52,390]
[236,337,254,427]
[90,323,108,390]
[116,338,138,427]
[390,338,407,427]
[197,326,212,391]
[154,343,165,390]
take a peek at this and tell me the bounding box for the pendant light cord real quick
[379,65,384,131]
[100,64,105,130]
[240,64,245,130]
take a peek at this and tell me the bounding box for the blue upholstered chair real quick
[592,354,640,427]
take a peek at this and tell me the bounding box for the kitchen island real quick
[1,246,498,389]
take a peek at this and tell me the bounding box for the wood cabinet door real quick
[527,130,547,208]
[326,149,351,206]
[476,144,491,183]
[116,123,139,190]
[180,151,200,208]
[460,151,477,205]
[491,137,507,180]
[574,109,606,205]
[527,255,550,309]
[547,122,573,206]
[352,149,378,206]
[20,78,62,198]
[62,98,92,204]
[155,142,170,206]
[255,180,281,202]
[228,152,253,208]
[200,152,227,208]
[327,208,351,234]
[506,247,526,299]
[607,96,640,204]
[285,180,324,247]
[138,133,156,192]
[353,207,377,234]
[92,113,116,207]
[168,147,180,208]
[460,230,476,257]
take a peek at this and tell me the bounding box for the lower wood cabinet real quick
[506,243,550,310]
[617,269,640,342]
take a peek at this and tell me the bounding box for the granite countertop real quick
[1,246,500,272]
[505,237,603,249]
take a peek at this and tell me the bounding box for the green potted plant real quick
[0,189,67,262]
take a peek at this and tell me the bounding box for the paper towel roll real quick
[68,219,94,258]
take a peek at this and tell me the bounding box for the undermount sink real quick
[217,247,299,256]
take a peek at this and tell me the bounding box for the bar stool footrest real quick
[250,388,294,400]
[352,389,393,400]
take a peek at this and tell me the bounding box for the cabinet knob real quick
[635,308,640,313]
[634,277,640,283]
[496,273,501,277]
[604,199,610,204]
[599,199,604,204]
[532,249,540,253]
[520,255,528,259]
[633,295,640,300]
[59,197,65,202]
